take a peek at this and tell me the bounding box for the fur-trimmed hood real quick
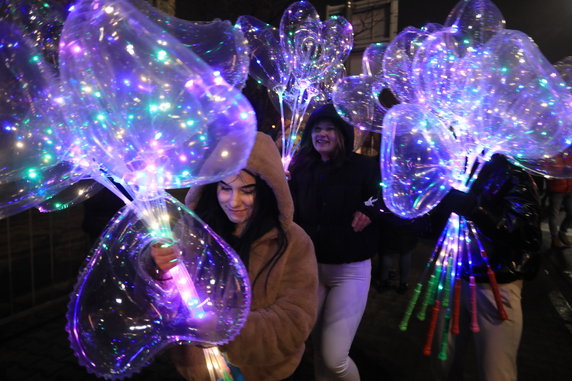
[185,132,294,228]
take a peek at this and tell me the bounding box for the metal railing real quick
[0,205,89,326]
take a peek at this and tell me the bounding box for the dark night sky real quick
[176,0,572,63]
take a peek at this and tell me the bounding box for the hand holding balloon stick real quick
[58,0,256,378]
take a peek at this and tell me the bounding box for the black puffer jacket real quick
[289,104,380,264]
[439,154,542,283]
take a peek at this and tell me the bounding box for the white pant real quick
[313,259,371,381]
[434,280,523,381]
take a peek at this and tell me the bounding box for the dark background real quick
[176,0,572,63]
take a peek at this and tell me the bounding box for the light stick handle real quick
[442,260,453,308]
[487,267,508,320]
[451,277,462,334]
[423,300,441,356]
[417,274,437,321]
[438,309,451,361]
[203,347,233,381]
[400,283,423,331]
[469,276,479,333]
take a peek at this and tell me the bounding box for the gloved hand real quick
[440,188,477,218]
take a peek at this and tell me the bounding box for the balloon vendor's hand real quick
[352,211,371,232]
[151,242,180,272]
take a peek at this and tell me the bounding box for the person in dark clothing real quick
[433,153,542,381]
[289,104,380,381]
[375,202,420,294]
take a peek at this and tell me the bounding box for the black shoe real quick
[559,231,572,247]
[396,283,409,294]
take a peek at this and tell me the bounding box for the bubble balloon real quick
[132,0,250,89]
[67,193,250,379]
[332,75,387,134]
[59,0,256,199]
[236,15,290,93]
[381,104,458,218]
[411,29,467,116]
[444,0,505,46]
[383,26,440,103]
[363,42,388,77]
[279,1,352,87]
[454,29,572,160]
[0,20,81,219]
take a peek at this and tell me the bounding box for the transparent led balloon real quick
[0,21,83,218]
[381,104,458,219]
[67,194,250,379]
[236,15,290,93]
[238,1,353,169]
[36,179,104,213]
[59,0,256,199]
[453,29,572,160]
[132,0,250,89]
[382,26,439,104]
[444,0,505,46]
[332,75,387,135]
[56,1,257,379]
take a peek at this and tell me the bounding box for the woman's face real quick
[311,119,339,160]
[217,170,256,234]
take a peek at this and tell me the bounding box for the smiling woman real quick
[216,170,257,235]
[151,131,318,381]
[289,104,381,381]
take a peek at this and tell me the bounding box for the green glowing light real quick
[157,50,168,61]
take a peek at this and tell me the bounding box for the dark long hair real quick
[194,172,288,288]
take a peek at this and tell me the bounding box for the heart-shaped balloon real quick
[383,25,441,104]
[453,29,572,160]
[59,0,256,200]
[332,75,387,134]
[67,193,250,379]
[279,1,352,88]
[381,104,458,218]
[236,15,290,92]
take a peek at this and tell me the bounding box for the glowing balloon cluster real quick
[331,0,572,360]
[386,0,572,360]
[237,0,353,168]
[2,0,257,378]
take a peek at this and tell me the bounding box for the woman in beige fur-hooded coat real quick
[153,132,318,381]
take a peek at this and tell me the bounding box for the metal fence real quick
[0,205,89,326]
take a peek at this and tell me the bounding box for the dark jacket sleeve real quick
[470,165,542,255]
